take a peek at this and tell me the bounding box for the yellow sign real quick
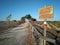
[39,6,53,19]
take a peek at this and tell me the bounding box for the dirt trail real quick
[0,22,30,45]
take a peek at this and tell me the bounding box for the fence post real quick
[43,19,47,45]
[39,38,44,45]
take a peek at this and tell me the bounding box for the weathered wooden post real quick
[43,19,47,45]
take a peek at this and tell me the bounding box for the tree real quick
[13,20,17,22]
[25,14,31,20]
[6,14,12,22]
[30,18,36,21]
[21,17,25,22]
[6,14,12,26]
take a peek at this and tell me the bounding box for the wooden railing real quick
[28,21,56,45]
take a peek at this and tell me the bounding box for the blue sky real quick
[0,0,60,21]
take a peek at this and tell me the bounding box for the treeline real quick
[20,14,36,22]
[6,14,37,25]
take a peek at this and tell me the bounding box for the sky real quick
[0,0,60,21]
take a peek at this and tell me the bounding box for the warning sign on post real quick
[39,6,53,19]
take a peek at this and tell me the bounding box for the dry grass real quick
[0,21,20,33]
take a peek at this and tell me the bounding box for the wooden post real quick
[44,19,47,45]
